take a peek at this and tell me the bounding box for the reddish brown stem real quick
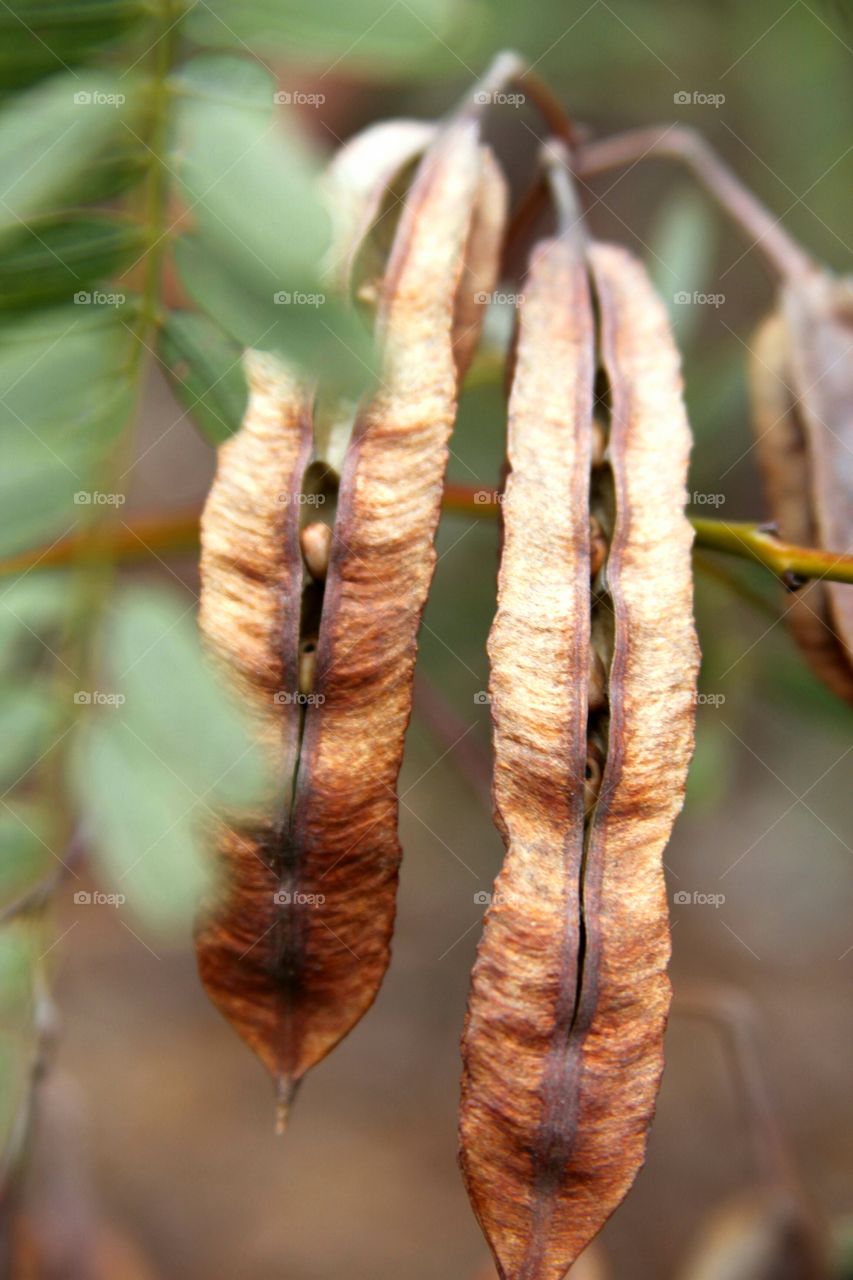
[575,125,814,280]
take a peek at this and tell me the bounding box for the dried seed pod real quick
[198,120,501,1115]
[459,236,698,1278]
[324,118,437,293]
[452,148,509,377]
[749,272,853,703]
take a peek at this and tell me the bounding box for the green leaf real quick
[0,916,44,1174]
[0,214,148,311]
[0,802,56,912]
[0,303,134,555]
[0,687,63,790]
[184,0,460,70]
[171,52,275,114]
[649,185,717,346]
[175,233,373,394]
[0,72,133,236]
[175,85,330,286]
[171,62,374,391]
[0,2,148,96]
[69,584,273,931]
[158,310,248,444]
[105,585,271,809]
[70,716,211,931]
[0,571,70,659]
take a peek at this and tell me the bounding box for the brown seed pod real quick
[749,272,853,703]
[459,234,698,1278]
[452,148,509,377]
[197,119,502,1118]
[324,118,437,294]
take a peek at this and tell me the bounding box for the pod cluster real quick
[198,64,699,1276]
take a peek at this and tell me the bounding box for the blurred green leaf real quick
[70,585,273,930]
[171,52,275,114]
[0,688,63,790]
[0,916,44,1176]
[649,184,717,346]
[106,585,271,808]
[175,83,330,282]
[0,802,56,911]
[0,1,148,96]
[158,310,248,444]
[0,571,70,656]
[175,233,373,394]
[171,59,374,390]
[71,715,211,930]
[0,303,134,555]
[0,72,133,236]
[0,214,147,311]
[184,0,460,69]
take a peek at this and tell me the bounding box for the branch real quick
[691,518,853,586]
[3,504,852,588]
[574,125,814,281]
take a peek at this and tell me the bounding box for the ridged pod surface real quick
[459,238,698,1279]
[197,121,505,1114]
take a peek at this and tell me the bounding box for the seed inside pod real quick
[300,521,333,581]
[584,736,606,815]
[589,514,608,578]
[587,644,608,712]
[298,637,318,696]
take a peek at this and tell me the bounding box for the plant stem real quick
[690,518,853,585]
[5,504,853,588]
[574,125,814,281]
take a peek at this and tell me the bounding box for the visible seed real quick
[588,646,608,711]
[589,515,608,578]
[591,415,608,467]
[583,738,606,816]
[300,522,333,581]
[298,638,318,695]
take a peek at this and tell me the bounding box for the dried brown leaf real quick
[459,238,698,1279]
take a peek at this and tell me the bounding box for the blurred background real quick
[1,0,851,1276]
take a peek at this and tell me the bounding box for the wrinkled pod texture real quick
[196,120,507,1114]
[459,235,699,1279]
[749,271,853,704]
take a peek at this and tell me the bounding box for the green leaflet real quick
[158,310,248,444]
[0,215,148,311]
